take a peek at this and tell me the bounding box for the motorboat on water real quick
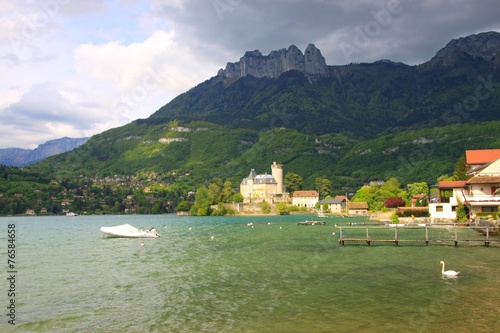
[66,212,78,217]
[100,224,160,238]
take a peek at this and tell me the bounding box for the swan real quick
[440,261,459,277]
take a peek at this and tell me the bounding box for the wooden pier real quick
[298,221,327,226]
[338,225,499,247]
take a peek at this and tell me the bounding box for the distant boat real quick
[66,212,77,217]
[317,211,327,218]
[100,224,160,238]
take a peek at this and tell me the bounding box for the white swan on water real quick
[440,261,459,277]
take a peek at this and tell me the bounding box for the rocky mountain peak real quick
[217,44,329,80]
[430,31,500,66]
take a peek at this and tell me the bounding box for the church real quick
[240,162,285,203]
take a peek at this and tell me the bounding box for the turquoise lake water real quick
[1,215,499,332]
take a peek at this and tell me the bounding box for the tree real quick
[315,177,332,198]
[228,192,243,203]
[353,185,381,210]
[207,178,223,204]
[384,197,406,208]
[452,156,469,181]
[190,186,212,216]
[176,200,192,212]
[284,173,302,193]
[407,182,428,196]
[151,203,164,214]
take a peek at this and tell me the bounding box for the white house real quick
[428,181,467,220]
[429,149,500,220]
[464,150,500,217]
[292,190,319,208]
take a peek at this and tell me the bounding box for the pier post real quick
[366,228,371,246]
[485,228,490,247]
[339,227,344,246]
[425,227,429,245]
[394,227,399,246]
[454,227,458,247]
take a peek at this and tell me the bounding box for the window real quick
[436,205,443,212]
[452,206,457,211]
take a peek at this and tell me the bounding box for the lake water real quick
[1,215,499,332]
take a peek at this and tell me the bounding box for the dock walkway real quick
[338,225,498,247]
[298,221,326,226]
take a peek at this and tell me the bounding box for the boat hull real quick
[100,224,160,238]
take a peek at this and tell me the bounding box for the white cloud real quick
[73,29,219,121]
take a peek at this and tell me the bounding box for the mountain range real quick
[0,137,89,167]
[30,31,500,190]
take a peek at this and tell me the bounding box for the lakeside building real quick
[429,149,500,220]
[319,195,349,214]
[292,190,319,208]
[240,162,286,203]
[347,202,369,215]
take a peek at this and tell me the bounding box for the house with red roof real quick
[430,149,500,220]
[463,156,500,217]
[466,149,500,174]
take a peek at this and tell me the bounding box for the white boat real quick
[100,224,160,238]
[66,212,78,217]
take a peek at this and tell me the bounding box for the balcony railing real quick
[464,195,500,203]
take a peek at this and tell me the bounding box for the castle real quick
[240,162,285,203]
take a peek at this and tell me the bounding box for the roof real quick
[348,202,369,209]
[253,174,277,184]
[465,149,500,165]
[240,169,277,185]
[293,190,319,198]
[247,169,257,179]
[466,176,500,184]
[334,195,350,202]
[320,198,344,204]
[439,181,467,189]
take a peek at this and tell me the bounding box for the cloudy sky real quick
[1,0,499,149]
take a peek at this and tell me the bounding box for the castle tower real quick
[271,162,284,195]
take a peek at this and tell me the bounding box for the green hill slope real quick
[29,32,500,191]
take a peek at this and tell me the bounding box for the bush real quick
[261,200,271,214]
[396,209,429,217]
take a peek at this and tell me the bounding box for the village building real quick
[428,180,467,220]
[292,190,319,208]
[347,202,369,215]
[429,149,500,220]
[319,195,349,214]
[240,162,285,203]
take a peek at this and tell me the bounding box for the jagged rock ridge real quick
[217,44,329,79]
